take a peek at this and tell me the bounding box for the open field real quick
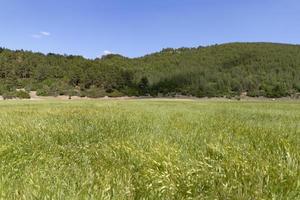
[0,100,299,199]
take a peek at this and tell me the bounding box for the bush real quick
[121,87,139,97]
[234,96,241,101]
[0,86,7,95]
[37,86,51,96]
[107,90,124,97]
[248,90,266,97]
[294,83,300,92]
[2,92,15,100]
[2,90,31,100]
[84,86,107,98]
[16,90,31,99]
[65,89,81,97]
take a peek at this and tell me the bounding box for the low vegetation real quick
[0,100,299,199]
[2,90,30,100]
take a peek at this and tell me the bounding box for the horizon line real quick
[1,41,300,60]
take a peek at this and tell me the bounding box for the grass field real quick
[0,100,299,199]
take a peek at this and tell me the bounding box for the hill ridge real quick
[0,42,299,99]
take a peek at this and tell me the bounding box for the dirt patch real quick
[27,91,139,101]
[0,91,298,102]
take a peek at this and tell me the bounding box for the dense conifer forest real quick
[0,42,299,98]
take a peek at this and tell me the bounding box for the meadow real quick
[0,99,299,199]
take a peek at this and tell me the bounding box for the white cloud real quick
[31,31,51,39]
[40,31,50,36]
[96,50,115,58]
[103,50,113,55]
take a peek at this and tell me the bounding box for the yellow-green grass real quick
[0,100,299,199]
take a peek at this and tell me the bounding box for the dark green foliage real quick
[1,90,30,99]
[15,90,31,99]
[0,43,299,98]
[138,77,149,95]
[107,90,124,97]
[2,92,16,100]
[84,86,107,98]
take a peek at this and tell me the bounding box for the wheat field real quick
[0,100,299,199]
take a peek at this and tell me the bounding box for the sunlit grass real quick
[0,100,299,199]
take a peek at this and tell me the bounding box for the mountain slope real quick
[0,42,299,98]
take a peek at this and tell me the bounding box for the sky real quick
[0,0,300,58]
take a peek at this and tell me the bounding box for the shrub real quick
[16,90,31,99]
[84,86,107,98]
[107,90,124,97]
[2,92,16,100]
[248,90,266,97]
[121,87,139,97]
[37,86,51,96]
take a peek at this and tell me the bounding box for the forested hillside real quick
[0,42,299,98]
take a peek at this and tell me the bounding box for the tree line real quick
[0,42,299,99]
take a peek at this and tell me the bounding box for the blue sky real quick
[0,0,300,58]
